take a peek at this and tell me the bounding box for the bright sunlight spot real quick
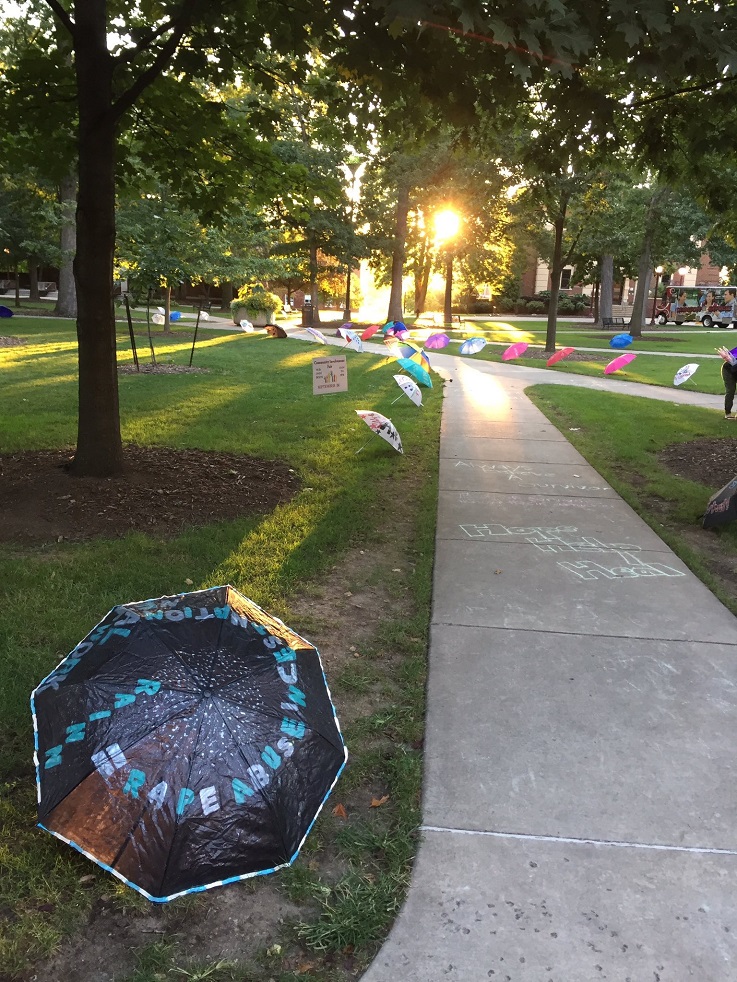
[434,209,461,243]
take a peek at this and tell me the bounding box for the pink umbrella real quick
[394,329,410,340]
[501,342,528,361]
[361,324,380,341]
[425,333,450,349]
[546,346,575,367]
[604,352,637,375]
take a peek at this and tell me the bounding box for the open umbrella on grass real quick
[343,330,363,352]
[673,363,699,386]
[392,374,423,407]
[32,587,347,903]
[355,410,403,454]
[703,476,737,528]
[425,333,449,350]
[547,347,575,367]
[361,325,380,341]
[306,327,328,344]
[604,352,637,374]
[609,333,633,349]
[460,337,487,355]
[502,342,528,361]
[397,357,432,388]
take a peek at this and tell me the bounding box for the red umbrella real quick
[361,325,380,341]
[501,342,528,361]
[546,347,575,367]
[604,352,637,375]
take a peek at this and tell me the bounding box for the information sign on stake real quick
[313,355,348,394]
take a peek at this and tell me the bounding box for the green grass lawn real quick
[0,316,441,979]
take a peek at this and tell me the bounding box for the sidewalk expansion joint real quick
[420,825,737,856]
[429,620,737,647]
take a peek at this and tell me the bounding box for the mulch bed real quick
[0,446,301,546]
[658,438,737,491]
[0,336,26,347]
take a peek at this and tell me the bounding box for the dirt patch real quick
[0,336,26,347]
[0,446,301,546]
[657,437,736,491]
[525,348,610,363]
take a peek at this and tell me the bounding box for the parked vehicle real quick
[655,285,737,328]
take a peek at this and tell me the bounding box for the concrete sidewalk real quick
[362,355,737,981]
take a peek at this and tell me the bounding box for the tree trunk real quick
[443,254,453,326]
[544,200,568,352]
[387,183,409,322]
[414,236,431,316]
[629,189,668,339]
[592,279,600,322]
[220,281,233,310]
[56,172,78,318]
[14,267,20,308]
[308,231,320,325]
[69,0,124,477]
[164,283,172,333]
[29,261,40,302]
[600,254,614,323]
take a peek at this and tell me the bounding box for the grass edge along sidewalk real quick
[0,326,441,982]
[527,383,737,617]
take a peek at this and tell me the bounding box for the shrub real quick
[231,285,283,323]
[526,300,545,314]
[514,300,528,314]
[557,296,575,313]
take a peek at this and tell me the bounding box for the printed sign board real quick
[313,355,348,394]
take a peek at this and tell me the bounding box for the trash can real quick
[301,301,313,327]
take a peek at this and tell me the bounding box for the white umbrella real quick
[673,363,699,386]
[355,410,403,455]
[306,327,328,344]
[392,374,422,408]
[344,330,363,352]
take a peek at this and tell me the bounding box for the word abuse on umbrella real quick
[36,601,314,816]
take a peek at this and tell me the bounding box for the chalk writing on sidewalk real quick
[458,524,685,581]
[453,461,546,480]
[452,460,610,491]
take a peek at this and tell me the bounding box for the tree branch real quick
[631,74,737,107]
[109,0,201,122]
[42,0,75,37]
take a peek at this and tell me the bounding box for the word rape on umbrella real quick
[31,586,347,902]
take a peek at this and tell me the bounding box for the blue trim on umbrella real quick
[32,585,349,903]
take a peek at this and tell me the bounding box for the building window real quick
[560,268,572,290]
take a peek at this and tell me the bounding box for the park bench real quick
[187,297,212,312]
[601,316,629,330]
[37,281,56,296]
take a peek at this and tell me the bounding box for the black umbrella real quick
[702,476,737,529]
[31,586,346,902]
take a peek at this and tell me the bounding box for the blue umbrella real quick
[460,337,487,355]
[397,357,432,388]
[609,333,633,349]
[0,305,13,318]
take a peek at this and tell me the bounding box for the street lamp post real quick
[650,265,664,324]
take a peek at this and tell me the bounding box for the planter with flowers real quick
[231,286,282,327]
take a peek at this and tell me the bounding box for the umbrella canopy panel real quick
[32,586,346,902]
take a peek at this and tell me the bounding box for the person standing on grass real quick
[718,346,737,419]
